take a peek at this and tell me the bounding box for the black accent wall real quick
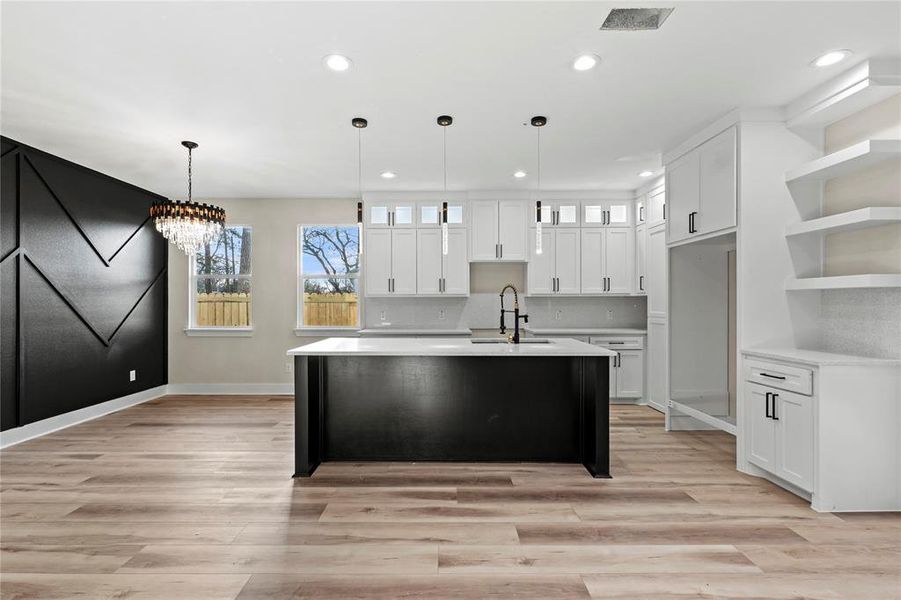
[1,137,168,431]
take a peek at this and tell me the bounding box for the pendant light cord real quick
[187,146,193,203]
[443,126,447,193]
[357,128,362,199]
[536,126,541,197]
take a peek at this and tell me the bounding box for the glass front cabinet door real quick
[417,200,466,228]
[582,200,634,227]
[367,202,416,228]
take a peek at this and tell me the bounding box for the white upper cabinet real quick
[537,201,580,228]
[527,228,580,295]
[579,227,635,295]
[647,224,668,318]
[580,228,605,294]
[605,227,635,294]
[698,126,737,235]
[416,228,468,295]
[417,200,466,228]
[666,126,736,243]
[666,151,700,243]
[636,224,647,295]
[367,201,416,228]
[365,228,417,296]
[648,186,666,226]
[469,199,527,261]
[582,200,634,227]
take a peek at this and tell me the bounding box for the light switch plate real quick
[129,370,136,382]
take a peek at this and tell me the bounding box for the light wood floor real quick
[1,396,898,599]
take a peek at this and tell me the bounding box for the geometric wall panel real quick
[0,136,168,431]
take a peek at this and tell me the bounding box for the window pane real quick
[301,226,359,275]
[302,278,359,327]
[195,226,252,275]
[194,278,251,327]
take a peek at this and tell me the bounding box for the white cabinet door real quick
[636,224,647,295]
[392,203,416,228]
[580,228,604,294]
[775,390,813,491]
[666,151,699,243]
[646,317,667,412]
[698,126,737,236]
[528,228,555,294]
[469,200,499,260]
[390,229,417,294]
[617,350,644,398]
[367,204,391,229]
[498,200,527,260]
[746,382,777,472]
[442,228,469,295]
[647,224,667,319]
[648,187,666,226]
[416,228,442,295]
[418,201,466,228]
[582,202,606,226]
[367,202,416,228]
[365,229,392,295]
[538,202,578,227]
[555,228,581,294]
[605,227,634,294]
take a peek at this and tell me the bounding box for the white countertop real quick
[525,327,647,336]
[743,347,901,367]
[288,337,617,357]
[359,328,472,336]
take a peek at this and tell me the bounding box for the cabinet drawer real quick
[589,336,644,350]
[744,359,813,396]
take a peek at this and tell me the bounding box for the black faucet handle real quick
[522,314,529,323]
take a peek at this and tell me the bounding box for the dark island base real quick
[294,355,610,478]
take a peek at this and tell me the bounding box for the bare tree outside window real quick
[192,226,252,327]
[299,225,360,328]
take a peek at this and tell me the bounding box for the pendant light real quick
[532,116,547,255]
[151,141,226,254]
[353,117,367,255]
[438,115,453,255]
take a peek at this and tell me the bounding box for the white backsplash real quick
[818,289,901,359]
[364,294,648,331]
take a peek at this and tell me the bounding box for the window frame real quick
[186,224,254,335]
[296,223,361,334]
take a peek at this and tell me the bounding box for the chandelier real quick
[150,141,225,254]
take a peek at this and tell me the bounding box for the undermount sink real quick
[470,338,551,344]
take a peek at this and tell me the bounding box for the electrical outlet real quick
[606,309,614,321]
[438,309,446,321]
[554,310,562,320]
[379,310,387,321]
[129,370,136,382]
[285,361,293,374]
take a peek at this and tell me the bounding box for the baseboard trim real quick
[0,385,168,449]
[166,383,293,395]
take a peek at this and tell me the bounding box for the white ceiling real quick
[2,1,899,199]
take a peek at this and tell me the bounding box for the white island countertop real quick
[288,337,617,357]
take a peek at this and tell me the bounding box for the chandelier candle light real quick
[532,116,547,255]
[353,117,368,256]
[151,141,225,254]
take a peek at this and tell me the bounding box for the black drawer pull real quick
[765,392,772,418]
[760,372,786,380]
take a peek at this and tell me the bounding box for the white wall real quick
[168,198,355,386]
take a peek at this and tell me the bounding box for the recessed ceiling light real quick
[812,49,852,68]
[324,54,352,72]
[639,170,654,178]
[573,54,600,71]
[380,171,396,179]
[513,170,527,178]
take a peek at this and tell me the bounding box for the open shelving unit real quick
[786,274,901,291]
[785,139,901,185]
[785,206,901,238]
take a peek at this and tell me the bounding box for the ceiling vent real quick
[600,8,674,31]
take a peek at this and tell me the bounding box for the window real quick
[189,225,252,331]
[298,225,360,330]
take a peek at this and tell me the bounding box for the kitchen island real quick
[288,337,615,478]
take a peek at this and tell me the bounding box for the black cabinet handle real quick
[688,211,698,234]
[772,394,779,420]
[663,203,666,220]
[765,392,772,418]
[760,372,786,380]
[639,206,644,222]
[639,275,644,291]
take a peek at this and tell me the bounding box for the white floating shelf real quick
[785,207,901,238]
[786,274,901,290]
[786,60,901,129]
[786,139,901,185]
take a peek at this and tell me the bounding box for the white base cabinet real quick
[590,336,644,400]
[742,351,901,511]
